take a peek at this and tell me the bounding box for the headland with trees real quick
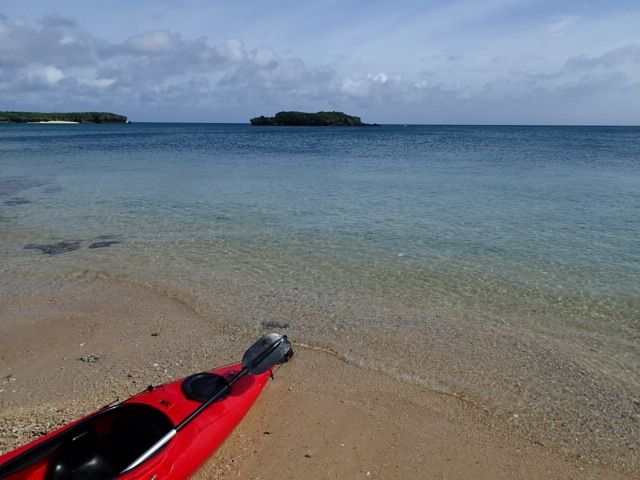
[250,111,378,127]
[0,111,128,124]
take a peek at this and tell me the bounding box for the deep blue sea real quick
[1,123,639,468]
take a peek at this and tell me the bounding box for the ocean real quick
[1,123,639,469]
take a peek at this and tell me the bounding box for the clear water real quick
[1,123,639,470]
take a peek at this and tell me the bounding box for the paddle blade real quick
[242,333,292,375]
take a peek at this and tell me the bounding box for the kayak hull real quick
[0,363,273,480]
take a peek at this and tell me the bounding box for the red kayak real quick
[0,333,292,480]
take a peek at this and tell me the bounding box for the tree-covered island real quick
[0,111,128,124]
[250,111,379,126]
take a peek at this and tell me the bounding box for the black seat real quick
[47,428,120,480]
[47,404,173,480]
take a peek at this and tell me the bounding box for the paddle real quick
[120,333,292,474]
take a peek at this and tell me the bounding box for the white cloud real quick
[215,38,246,63]
[340,78,368,97]
[565,45,640,71]
[121,30,181,55]
[78,76,116,88]
[30,66,65,84]
[546,15,581,34]
[0,14,97,68]
[252,47,279,68]
[369,73,388,83]
[59,33,76,45]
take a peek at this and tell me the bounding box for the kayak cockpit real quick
[0,403,174,480]
[47,403,173,480]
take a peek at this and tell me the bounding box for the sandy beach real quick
[0,278,634,479]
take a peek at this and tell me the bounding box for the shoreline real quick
[0,277,635,478]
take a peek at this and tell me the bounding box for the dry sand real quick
[0,279,635,479]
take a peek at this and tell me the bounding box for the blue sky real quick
[1,1,639,124]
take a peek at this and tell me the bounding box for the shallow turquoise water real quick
[1,123,639,469]
[2,124,637,325]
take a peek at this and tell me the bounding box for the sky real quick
[1,1,639,125]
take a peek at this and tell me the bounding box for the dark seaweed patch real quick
[24,235,124,254]
[260,320,290,329]
[0,177,48,196]
[24,241,82,255]
[88,240,122,249]
[4,197,31,206]
[43,185,65,194]
[94,235,123,240]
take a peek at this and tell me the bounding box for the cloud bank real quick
[1,10,638,125]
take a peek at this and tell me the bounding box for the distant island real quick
[250,111,379,127]
[0,111,128,124]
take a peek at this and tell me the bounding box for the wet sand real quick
[0,279,635,479]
